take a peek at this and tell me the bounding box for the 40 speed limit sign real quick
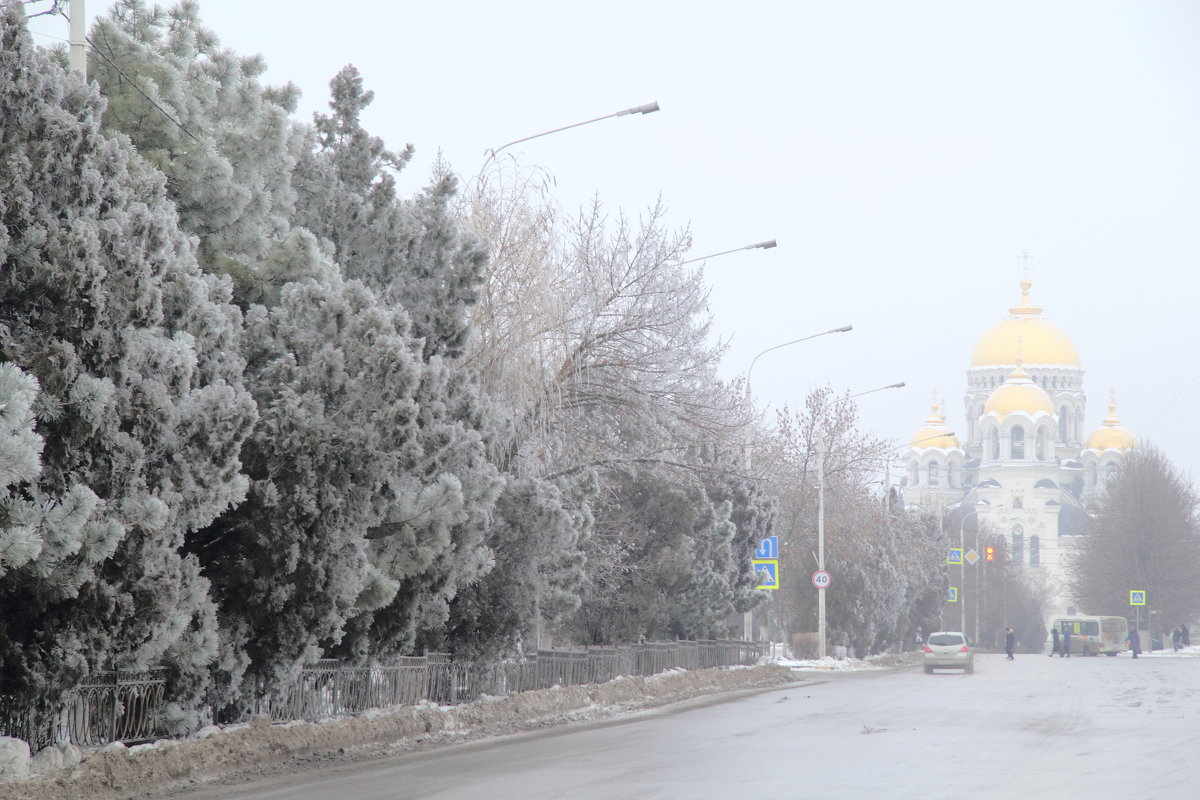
[811,570,832,589]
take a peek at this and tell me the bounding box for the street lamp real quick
[482,102,661,168]
[745,326,854,404]
[740,324,850,643]
[676,239,778,267]
[849,381,905,399]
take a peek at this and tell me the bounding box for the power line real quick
[1140,367,1200,436]
[86,29,199,143]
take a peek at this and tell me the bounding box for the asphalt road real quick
[177,650,1200,800]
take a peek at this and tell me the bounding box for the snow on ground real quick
[0,664,798,800]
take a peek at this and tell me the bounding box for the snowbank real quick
[0,664,795,800]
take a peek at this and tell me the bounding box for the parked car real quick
[923,631,974,673]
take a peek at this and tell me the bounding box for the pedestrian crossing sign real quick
[1130,590,1146,606]
[947,586,958,602]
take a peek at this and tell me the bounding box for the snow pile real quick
[0,664,795,800]
[774,651,923,671]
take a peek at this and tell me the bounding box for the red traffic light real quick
[985,546,995,561]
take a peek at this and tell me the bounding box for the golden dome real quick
[969,278,1081,368]
[909,402,961,449]
[1086,394,1136,452]
[983,362,1055,419]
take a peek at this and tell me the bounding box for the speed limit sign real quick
[812,570,832,589]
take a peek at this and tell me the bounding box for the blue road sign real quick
[755,536,779,559]
[1130,590,1146,606]
[948,586,958,602]
[947,548,963,565]
[753,559,779,590]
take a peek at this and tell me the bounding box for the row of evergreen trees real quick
[1,0,951,732]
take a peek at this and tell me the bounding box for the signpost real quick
[811,569,832,589]
[946,548,963,566]
[948,586,958,602]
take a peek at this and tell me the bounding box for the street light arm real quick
[848,381,905,399]
[746,325,853,394]
[483,102,661,165]
[676,239,777,267]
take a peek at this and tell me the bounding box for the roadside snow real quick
[0,664,797,800]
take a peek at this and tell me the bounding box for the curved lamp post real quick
[745,325,853,405]
[677,239,777,267]
[481,102,660,172]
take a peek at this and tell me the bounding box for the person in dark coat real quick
[1183,625,1191,647]
[1062,627,1071,657]
[1128,627,1141,658]
[1173,626,1182,652]
[1049,627,1061,657]
[1005,628,1015,660]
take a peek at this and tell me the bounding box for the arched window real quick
[1011,426,1025,460]
[1029,536,1040,567]
[991,429,1000,460]
[929,462,939,486]
[1012,527,1024,565]
[948,463,958,488]
[1059,407,1068,442]
[1036,429,1047,461]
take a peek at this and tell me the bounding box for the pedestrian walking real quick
[1049,627,1061,657]
[1183,625,1191,647]
[1172,626,1182,652]
[1062,627,1071,657]
[1128,627,1141,659]
[1005,627,1015,660]
[915,628,923,650]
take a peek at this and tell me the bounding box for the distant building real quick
[901,277,1135,619]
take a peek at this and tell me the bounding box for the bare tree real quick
[1068,445,1200,631]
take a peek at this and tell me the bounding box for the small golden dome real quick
[910,402,961,449]
[983,362,1055,419]
[1086,394,1136,452]
[970,278,1081,368]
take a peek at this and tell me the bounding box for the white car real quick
[923,631,974,673]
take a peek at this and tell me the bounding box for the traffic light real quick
[985,546,995,562]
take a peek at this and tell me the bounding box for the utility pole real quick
[817,438,826,659]
[68,0,86,79]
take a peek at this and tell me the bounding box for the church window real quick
[948,463,958,488]
[1011,426,1025,460]
[1012,495,1023,509]
[1029,536,1040,567]
[1012,526,1024,565]
[1059,407,1068,442]
[929,462,939,486]
[991,429,1000,460]
[1036,429,1047,461]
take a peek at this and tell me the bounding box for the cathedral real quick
[900,277,1136,620]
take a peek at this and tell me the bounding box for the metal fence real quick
[0,668,168,753]
[3,640,764,748]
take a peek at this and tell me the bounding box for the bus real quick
[1050,615,1128,656]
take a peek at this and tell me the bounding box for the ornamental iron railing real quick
[3,640,764,748]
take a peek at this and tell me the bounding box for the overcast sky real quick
[30,0,1200,485]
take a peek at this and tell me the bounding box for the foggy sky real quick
[30,0,1200,484]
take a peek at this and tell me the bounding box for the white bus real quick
[1051,615,1129,656]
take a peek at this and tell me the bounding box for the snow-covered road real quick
[178,649,1200,799]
